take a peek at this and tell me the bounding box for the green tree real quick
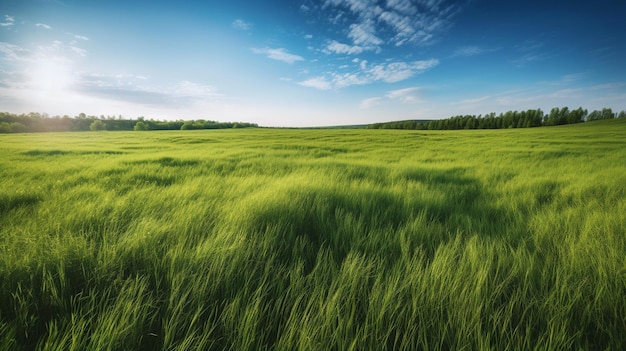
[181,121,194,130]
[587,110,602,121]
[567,107,587,124]
[134,121,149,131]
[89,120,106,131]
[601,108,615,120]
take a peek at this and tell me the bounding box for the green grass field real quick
[1,119,625,350]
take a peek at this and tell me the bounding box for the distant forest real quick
[0,112,258,133]
[1,107,625,133]
[367,107,626,130]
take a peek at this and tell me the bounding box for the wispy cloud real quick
[0,42,33,61]
[369,59,439,83]
[1,15,15,27]
[451,45,498,57]
[76,73,222,108]
[298,76,332,90]
[348,19,383,46]
[252,47,304,64]
[232,19,252,31]
[360,96,382,109]
[386,87,422,103]
[453,95,492,106]
[300,58,438,90]
[70,46,87,57]
[387,0,417,15]
[590,82,625,91]
[36,23,52,30]
[1,39,87,62]
[324,40,366,55]
[319,0,465,50]
[511,39,547,67]
[516,39,544,52]
[63,32,88,41]
[512,53,547,67]
[360,86,423,108]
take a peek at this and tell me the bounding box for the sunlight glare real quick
[29,57,76,97]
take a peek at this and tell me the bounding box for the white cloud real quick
[1,39,89,62]
[70,46,87,57]
[0,42,33,61]
[65,32,89,41]
[232,19,252,31]
[386,0,417,15]
[299,58,438,90]
[332,72,370,88]
[325,0,380,15]
[451,45,499,58]
[252,47,304,64]
[298,76,332,90]
[325,40,365,55]
[1,15,14,27]
[369,59,439,83]
[173,80,219,99]
[379,11,415,41]
[360,96,382,109]
[453,95,492,105]
[304,34,313,39]
[36,23,52,30]
[386,87,422,103]
[360,86,423,109]
[349,19,383,46]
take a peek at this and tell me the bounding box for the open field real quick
[1,119,625,350]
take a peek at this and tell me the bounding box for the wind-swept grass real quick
[1,119,625,350]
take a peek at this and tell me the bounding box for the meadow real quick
[1,119,625,350]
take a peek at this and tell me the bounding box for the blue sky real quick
[1,0,624,127]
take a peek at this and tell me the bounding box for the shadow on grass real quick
[0,193,42,216]
[236,165,513,273]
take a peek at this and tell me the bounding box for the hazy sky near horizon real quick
[1,0,624,127]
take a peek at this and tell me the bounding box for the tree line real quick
[0,112,258,133]
[367,107,625,130]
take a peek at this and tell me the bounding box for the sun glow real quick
[28,57,76,96]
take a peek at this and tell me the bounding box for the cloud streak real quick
[386,87,422,103]
[360,86,424,108]
[232,19,252,31]
[451,45,498,57]
[1,15,14,27]
[77,75,222,108]
[300,58,439,90]
[324,40,367,55]
[252,47,304,64]
[298,76,332,90]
